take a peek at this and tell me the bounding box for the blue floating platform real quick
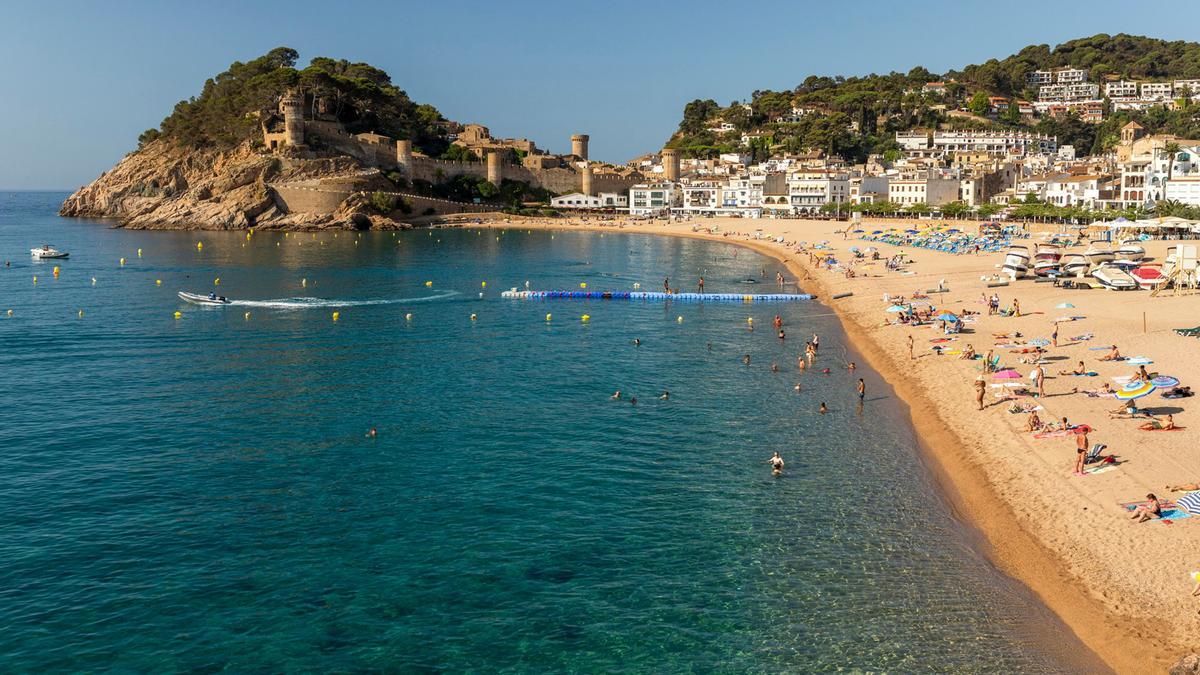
[501,290,813,302]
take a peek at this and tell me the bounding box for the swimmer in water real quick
[365,427,377,438]
[798,359,806,371]
[611,391,622,400]
[707,342,713,351]
[857,378,865,401]
[768,451,785,473]
[660,391,669,400]
[794,383,802,392]
[821,368,831,374]
[819,402,828,414]
[771,362,779,372]
[773,315,783,330]
[633,338,641,346]
[778,329,786,340]
[630,397,637,406]
[743,354,751,365]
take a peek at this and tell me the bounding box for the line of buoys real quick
[831,292,853,299]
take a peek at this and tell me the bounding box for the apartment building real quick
[1105,81,1138,99]
[888,175,959,207]
[1141,82,1174,101]
[927,130,1056,157]
[550,192,628,210]
[787,170,850,213]
[628,183,678,216]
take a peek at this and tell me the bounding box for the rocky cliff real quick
[59,140,395,230]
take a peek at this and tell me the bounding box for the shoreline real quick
[472,216,1184,674]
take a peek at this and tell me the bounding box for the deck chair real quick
[1083,443,1109,465]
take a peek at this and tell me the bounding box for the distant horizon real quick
[4,1,1200,190]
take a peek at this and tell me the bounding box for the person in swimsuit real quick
[1140,414,1175,431]
[818,402,828,414]
[1074,428,1089,475]
[773,315,783,331]
[1130,493,1163,522]
[660,391,670,400]
[768,452,785,473]
[611,391,622,400]
[857,379,865,401]
[1099,345,1122,361]
[975,376,987,411]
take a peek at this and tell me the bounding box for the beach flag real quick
[1179,492,1200,515]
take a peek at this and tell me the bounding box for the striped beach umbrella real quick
[1179,492,1200,514]
[1151,376,1179,388]
[1116,380,1156,400]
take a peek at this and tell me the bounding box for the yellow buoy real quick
[244,312,251,320]
[119,258,125,266]
[425,281,433,287]
[156,279,162,286]
[78,310,84,318]
[580,282,587,289]
[405,313,413,321]
[32,276,37,284]
[481,281,487,288]
[137,248,143,257]
[174,311,182,319]
[470,313,477,321]
[545,313,552,321]
[196,241,203,250]
[747,317,754,324]
[332,311,340,322]
[53,266,60,277]
[677,316,684,323]
[5,309,11,316]
[214,277,220,286]
[581,314,590,322]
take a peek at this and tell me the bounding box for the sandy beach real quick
[465,213,1200,673]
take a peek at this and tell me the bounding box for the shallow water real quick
[0,192,1101,672]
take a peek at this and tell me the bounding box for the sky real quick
[3,0,1200,190]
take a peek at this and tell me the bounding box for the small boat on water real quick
[1114,239,1146,261]
[1091,263,1138,291]
[1084,241,1115,264]
[31,244,69,259]
[1060,253,1089,276]
[178,291,232,305]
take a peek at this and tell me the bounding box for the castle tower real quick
[281,90,305,147]
[486,151,503,186]
[580,162,593,196]
[661,148,680,182]
[571,134,590,160]
[395,139,413,173]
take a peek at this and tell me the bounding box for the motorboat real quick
[31,244,69,259]
[1131,265,1168,290]
[1032,260,1062,277]
[1004,245,1030,265]
[1084,241,1115,264]
[1034,243,1062,262]
[1060,253,1089,277]
[1001,261,1028,279]
[1091,263,1138,291]
[178,291,232,305]
[1114,239,1146,261]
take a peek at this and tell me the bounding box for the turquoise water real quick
[0,192,1099,672]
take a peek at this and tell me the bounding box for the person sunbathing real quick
[1129,493,1163,523]
[1099,345,1123,361]
[959,345,976,360]
[1059,361,1087,376]
[1024,411,1043,432]
[1110,401,1145,418]
[1140,414,1176,431]
[1131,365,1151,382]
[1083,383,1115,397]
[1167,483,1200,492]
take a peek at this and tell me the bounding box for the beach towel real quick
[1070,333,1094,341]
[1089,346,1114,351]
[1033,426,1091,439]
[1178,492,1200,514]
[1121,499,1191,522]
[1067,372,1099,377]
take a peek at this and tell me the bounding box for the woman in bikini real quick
[1130,493,1163,522]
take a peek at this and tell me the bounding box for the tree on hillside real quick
[968,91,990,116]
[679,99,720,134]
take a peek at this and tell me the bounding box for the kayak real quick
[178,291,231,305]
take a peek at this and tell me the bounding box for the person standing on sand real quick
[1074,428,1089,475]
[1012,298,1021,317]
[907,335,914,360]
[1051,322,1059,348]
[1034,365,1045,397]
[975,376,987,410]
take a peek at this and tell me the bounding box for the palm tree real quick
[1162,141,1181,201]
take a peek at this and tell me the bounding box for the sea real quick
[0,191,1104,672]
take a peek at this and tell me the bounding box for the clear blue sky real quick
[3,0,1200,189]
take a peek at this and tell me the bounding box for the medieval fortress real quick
[260,90,642,216]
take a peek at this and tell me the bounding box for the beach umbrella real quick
[871,230,883,234]
[852,229,864,233]
[886,305,908,313]
[1029,338,1051,347]
[1179,492,1200,514]
[1151,376,1179,388]
[1116,380,1156,401]
[935,312,959,321]
[993,369,1022,379]
[1055,302,1075,309]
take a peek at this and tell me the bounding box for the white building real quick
[896,131,931,151]
[1105,81,1138,99]
[888,176,959,207]
[1139,82,1173,101]
[550,192,628,210]
[925,130,1056,157]
[1174,80,1200,97]
[851,176,890,204]
[786,170,849,213]
[1027,67,1087,86]
[628,183,678,216]
[1044,175,1110,208]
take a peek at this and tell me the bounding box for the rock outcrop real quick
[60,141,403,230]
[1172,654,1200,675]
